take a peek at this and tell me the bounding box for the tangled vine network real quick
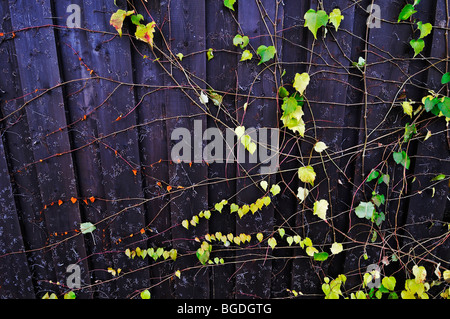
[0,0,449,299]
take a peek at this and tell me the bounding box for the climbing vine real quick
[0,0,449,300]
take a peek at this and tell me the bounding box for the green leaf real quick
[393,151,410,169]
[233,34,249,49]
[404,123,417,142]
[422,96,438,111]
[410,39,425,57]
[398,4,416,22]
[313,252,329,261]
[278,86,289,98]
[224,0,236,11]
[207,48,214,61]
[233,34,243,46]
[367,170,380,182]
[371,193,385,207]
[131,14,144,26]
[64,291,76,299]
[378,174,390,186]
[278,228,285,238]
[303,9,329,39]
[431,174,446,181]
[256,45,276,65]
[329,8,344,31]
[140,289,151,299]
[281,96,299,115]
[442,72,450,84]
[353,56,366,68]
[240,49,253,61]
[230,203,239,213]
[355,201,376,219]
[437,97,450,118]
[80,222,96,234]
[293,72,310,96]
[298,165,316,186]
[417,21,432,39]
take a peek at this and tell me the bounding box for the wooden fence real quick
[0,0,449,299]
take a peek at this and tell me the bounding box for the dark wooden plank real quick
[234,0,279,299]
[0,137,34,298]
[8,0,91,298]
[342,0,418,288]
[205,0,238,299]
[51,0,116,298]
[0,0,57,298]
[161,0,210,298]
[129,0,173,298]
[403,0,450,273]
[64,0,150,298]
[276,0,312,298]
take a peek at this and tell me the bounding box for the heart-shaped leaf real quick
[256,45,276,65]
[304,9,329,39]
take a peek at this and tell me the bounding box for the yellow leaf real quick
[297,187,309,203]
[256,232,264,242]
[443,270,450,282]
[135,21,157,47]
[234,126,245,139]
[182,219,189,229]
[313,199,328,221]
[306,246,318,257]
[110,10,135,37]
[402,101,413,117]
[329,8,344,31]
[413,265,427,283]
[314,141,328,153]
[268,237,277,249]
[260,180,268,191]
[175,270,181,279]
[298,166,316,186]
[293,72,310,95]
[330,242,343,255]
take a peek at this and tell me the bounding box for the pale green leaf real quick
[329,8,344,31]
[80,222,96,234]
[410,39,425,57]
[240,50,253,61]
[330,242,343,255]
[304,9,329,39]
[298,165,316,186]
[313,199,328,221]
[293,72,310,95]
